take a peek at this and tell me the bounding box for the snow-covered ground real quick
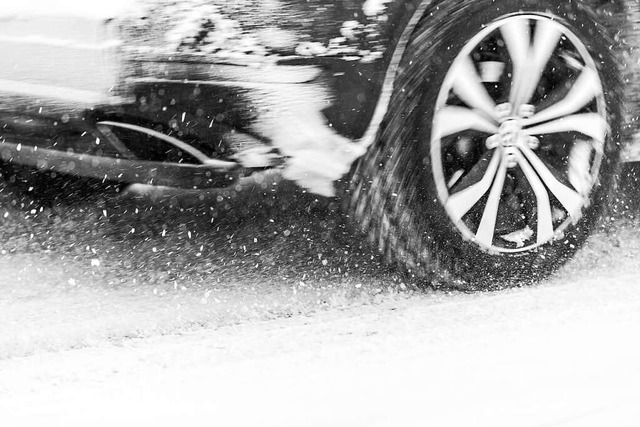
[2,259,640,426]
[0,177,407,359]
[2,207,640,426]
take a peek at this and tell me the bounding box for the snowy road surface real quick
[2,222,640,426]
[3,170,640,426]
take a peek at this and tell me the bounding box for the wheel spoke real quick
[509,19,562,109]
[500,18,531,71]
[501,18,531,111]
[446,149,502,222]
[514,151,555,244]
[567,139,594,196]
[475,154,508,248]
[517,142,584,217]
[532,19,563,72]
[525,113,607,142]
[448,169,465,189]
[434,106,499,138]
[523,68,601,127]
[449,150,494,193]
[451,56,498,120]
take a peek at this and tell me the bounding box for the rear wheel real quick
[346,0,623,288]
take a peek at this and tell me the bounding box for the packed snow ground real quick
[2,236,640,426]
[3,167,640,427]
[2,191,640,425]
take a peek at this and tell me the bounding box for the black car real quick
[0,0,637,287]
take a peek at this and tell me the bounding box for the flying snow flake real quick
[501,226,534,248]
[362,0,393,16]
[295,42,327,56]
[90,259,100,267]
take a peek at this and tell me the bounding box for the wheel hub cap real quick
[498,119,520,147]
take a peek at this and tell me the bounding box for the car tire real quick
[344,0,623,289]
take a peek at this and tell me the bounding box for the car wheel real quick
[345,0,623,288]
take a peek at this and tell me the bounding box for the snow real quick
[2,219,640,425]
[247,80,366,197]
[2,270,640,426]
[362,0,393,17]
[0,0,140,20]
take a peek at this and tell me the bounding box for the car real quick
[0,0,637,288]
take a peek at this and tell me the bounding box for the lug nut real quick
[519,104,535,118]
[486,134,501,149]
[495,102,512,121]
[504,147,518,168]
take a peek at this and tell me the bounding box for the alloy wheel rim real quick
[431,14,607,253]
